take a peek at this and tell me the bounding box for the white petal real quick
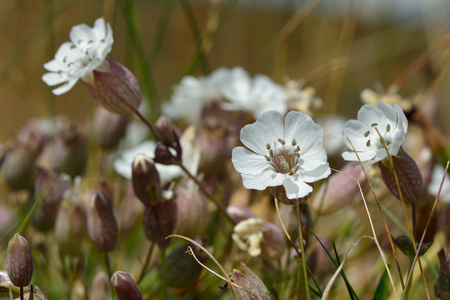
[51,80,78,95]
[240,111,285,155]
[299,163,331,182]
[42,72,69,86]
[231,147,271,175]
[240,172,285,190]
[70,23,95,47]
[283,177,313,199]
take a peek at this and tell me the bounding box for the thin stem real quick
[137,242,155,284]
[274,199,301,257]
[346,138,406,291]
[411,203,417,240]
[20,287,23,300]
[160,247,169,300]
[296,204,310,300]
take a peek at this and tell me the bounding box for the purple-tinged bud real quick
[227,205,257,224]
[311,162,366,215]
[31,170,69,232]
[155,116,181,153]
[166,241,208,288]
[6,234,33,287]
[91,271,110,300]
[87,191,118,253]
[378,147,423,203]
[2,146,36,191]
[142,196,177,249]
[92,107,130,150]
[154,142,181,165]
[269,183,313,206]
[435,248,450,299]
[231,262,271,300]
[111,271,143,300]
[55,196,87,257]
[175,179,209,237]
[53,124,88,178]
[83,58,142,116]
[132,154,161,206]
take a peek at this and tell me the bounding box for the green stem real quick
[160,247,169,300]
[137,242,155,284]
[148,0,175,65]
[105,252,112,279]
[296,204,310,300]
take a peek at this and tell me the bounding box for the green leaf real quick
[372,269,390,300]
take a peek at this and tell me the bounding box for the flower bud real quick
[31,170,69,232]
[6,234,33,287]
[83,58,142,116]
[392,235,432,259]
[175,179,209,237]
[92,107,130,150]
[154,142,181,165]
[378,147,423,203]
[142,196,177,249]
[2,146,36,191]
[111,271,143,300]
[91,271,110,300]
[16,122,47,157]
[231,262,271,300]
[87,191,118,252]
[155,116,181,154]
[435,247,450,299]
[53,124,88,178]
[166,241,208,288]
[310,162,365,215]
[55,195,87,257]
[269,183,313,206]
[132,154,161,206]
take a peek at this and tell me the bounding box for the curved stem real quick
[160,247,169,300]
[137,242,155,284]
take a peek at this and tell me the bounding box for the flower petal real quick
[283,177,313,199]
[231,147,271,175]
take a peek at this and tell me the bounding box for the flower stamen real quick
[278,138,285,145]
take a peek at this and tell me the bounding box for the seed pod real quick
[142,197,177,249]
[87,191,118,252]
[83,58,142,116]
[92,107,130,150]
[378,147,423,203]
[6,234,33,287]
[232,262,270,300]
[155,116,181,155]
[111,271,143,300]
[435,247,450,300]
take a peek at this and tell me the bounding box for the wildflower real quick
[361,85,412,112]
[342,102,423,203]
[342,102,408,166]
[221,71,287,119]
[232,110,330,205]
[42,17,141,115]
[232,218,285,260]
[162,67,237,124]
[284,79,322,115]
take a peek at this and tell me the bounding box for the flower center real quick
[264,138,301,175]
[364,123,392,148]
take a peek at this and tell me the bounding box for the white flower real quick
[42,17,113,95]
[232,218,264,257]
[221,71,287,119]
[284,79,322,115]
[232,110,330,200]
[162,67,241,124]
[428,164,450,203]
[114,141,183,182]
[361,84,412,112]
[342,102,408,166]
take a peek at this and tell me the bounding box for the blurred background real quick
[1,0,449,140]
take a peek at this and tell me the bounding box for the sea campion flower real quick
[342,102,423,203]
[232,110,330,205]
[42,17,142,115]
[428,164,450,203]
[342,102,408,166]
[284,79,322,115]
